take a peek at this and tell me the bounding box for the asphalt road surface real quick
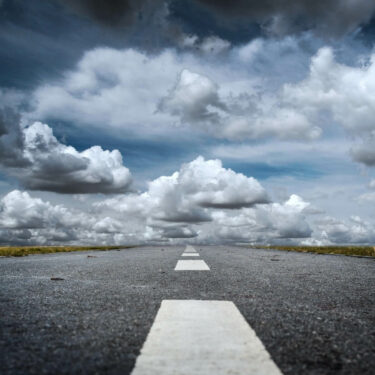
[0,246,374,374]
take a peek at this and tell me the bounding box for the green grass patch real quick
[249,245,375,257]
[0,245,135,257]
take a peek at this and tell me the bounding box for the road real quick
[0,245,374,374]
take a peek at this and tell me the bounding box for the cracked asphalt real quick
[0,246,374,374]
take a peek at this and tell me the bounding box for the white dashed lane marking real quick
[174,260,210,271]
[184,245,197,253]
[131,300,283,375]
[182,253,199,257]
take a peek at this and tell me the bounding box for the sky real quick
[1,0,375,246]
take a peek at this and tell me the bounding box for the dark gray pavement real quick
[0,246,374,374]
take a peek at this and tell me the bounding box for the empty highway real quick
[0,246,374,374]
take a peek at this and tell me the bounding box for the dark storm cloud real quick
[0,0,106,89]
[57,0,180,51]
[199,200,269,210]
[351,141,375,167]
[2,0,373,93]
[50,0,375,40]
[160,225,198,238]
[55,0,170,44]
[0,0,159,89]
[0,108,28,167]
[58,0,157,27]
[61,0,133,26]
[191,0,375,36]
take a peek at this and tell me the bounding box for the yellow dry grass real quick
[0,245,135,257]
[249,245,375,257]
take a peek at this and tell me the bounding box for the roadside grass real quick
[0,245,135,257]
[249,245,375,257]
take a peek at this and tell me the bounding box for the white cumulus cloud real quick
[0,110,132,194]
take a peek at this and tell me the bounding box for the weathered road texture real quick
[0,246,374,374]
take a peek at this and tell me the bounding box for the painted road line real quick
[174,260,210,271]
[181,253,200,257]
[131,300,282,375]
[184,245,197,253]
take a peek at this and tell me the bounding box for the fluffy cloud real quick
[173,45,375,165]
[0,110,132,194]
[33,41,375,147]
[284,47,375,135]
[178,35,231,55]
[160,68,321,140]
[0,190,142,245]
[22,122,132,194]
[0,153,266,244]
[32,48,178,133]
[1,161,374,246]
[206,45,375,147]
[30,44,323,141]
[0,190,85,230]
[259,194,312,239]
[199,36,231,54]
[93,159,321,244]
[150,156,269,223]
[158,69,225,133]
[98,156,269,224]
[281,47,375,166]
[313,215,375,244]
[176,194,312,245]
[93,155,275,243]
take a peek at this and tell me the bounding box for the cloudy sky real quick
[1,0,375,246]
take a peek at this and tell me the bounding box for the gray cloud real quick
[313,215,375,244]
[351,140,375,166]
[193,0,375,37]
[56,0,168,42]
[0,111,133,194]
[0,229,32,246]
[254,194,313,240]
[97,156,269,226]
[60,0,136,26]
[161,225,198,239]
[282,47,375,167]
[30,41,324,142]
[0,190,92,245]
[150,156,270,218]
[93,155,271,244]
[0,108,28,167]
[159,69,225,126]
[1,165,374,246]
[0,190,83,230]
[57,0,375,40]
[160,68,321,141]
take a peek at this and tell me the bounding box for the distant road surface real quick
[1,245,374,374]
